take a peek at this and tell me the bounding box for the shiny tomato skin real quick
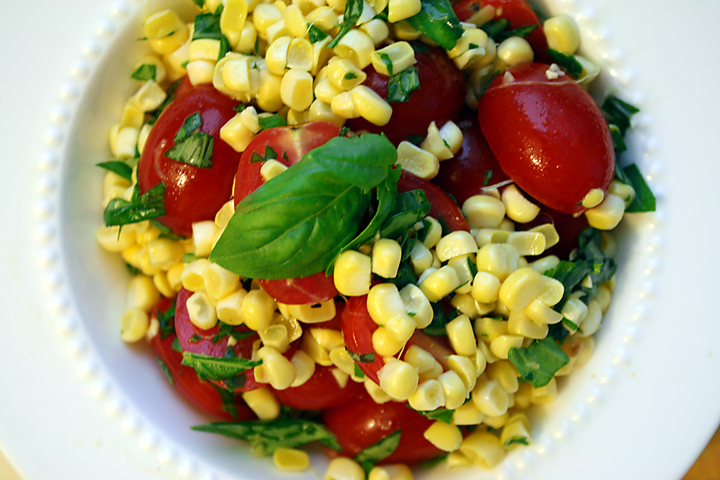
[138,84,241,238]
[432,111,511,206]
[477,62,615,214]
[397,171,469,232]
[257,272,337,305]
[271,364,365,410]
[233,121,341,204]
[453,0,551,62]
[323,393,444,464]
[341,295,384,384]
[345,45,466,145]
[150,298,255,421]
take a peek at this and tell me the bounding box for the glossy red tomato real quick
[323,393,444,464]
[477,62,615,214]
[271,364,365,410]
[432,111,511,206]
[453,0,551,62]
[346,45,466,145]
[257,273,337,306]
[149,298,255,421]
[397,171,469,232]
[138,84,241,238]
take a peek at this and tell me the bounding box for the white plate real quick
[2,0,720,479]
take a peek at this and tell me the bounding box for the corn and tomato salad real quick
[95,0,655,476]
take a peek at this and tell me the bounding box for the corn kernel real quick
[351,85,393,126]
[333,29,375,69]
[334,250,372,295]
[497,36,534,66]
[378,358,419,400]
[460,431,505,468]
[243,387,281,419]
[446,315,477,356]
[367,283,406,325]
[544,15,580,54]
[585,193,626,230]
[396,141,439,179]
[372,238,402,278]
[501,185,540,223]
[408,379,445,411]
[257,346,297,389]
[273,447,310,471]
[399,284,433,329]
[120,309,150,343]
[372,326,405,357]
[437,370,468,410]
[472,378,508,417]
[436,231,478,262]
[445,354,478,391]
[419,265,461,303]
[325,457,366,480]
[424,421,462,452]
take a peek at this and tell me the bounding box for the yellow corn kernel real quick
[259,159,287,182]
[420,121,453,161]
[403,345,439,375]
[544,15,580,54]
[399,284,433,329]
[460,431,505,468]
[189,39,221,62]
[371,41,415,76]
[474,316,508,344]
[129,80,167,113]
[365,378,393,404]
[144,10,189,55]
[96,225,135,253]
[267,19,292,45]
[582,188,605,209]
[286,299,336,324]
[220,113,256,153]
[368,465,413,480]
[308,99,346,127]
[306,6,340,32]
[333,250,372,295]
[578,299,603,337]
[109,125,140,159]
[507,310,548,339]
[290,350,316,387]
[166,263,185,293]
[497,36,534,66]
[333,29,375,69]
[235,21,259,54]
[181,258,212,292]
[445,354,478,392]
[435,231,478,262]
[120,309,149,343]
[351,85,393,126]
[325,457,366,480]
[485,360,519,394]
[396,141,439,179]
[408,239,433,277]
[489,334,523,360]
[530,377,558,404]
[472,378,509,417]
[453,400,487,426]
[126,274,160,313]
[331,91,359,119]
[164,41,190,79]
[253,3,284,39]
[314,77,344,103]
[377,359,419,400]
[256,68,285,112]
[281,4,307,36]
[585,193,626,230]
[448,293,478,319]
[471,271,501,304]
[608,179,636,208]
[420,217,443,249]
[424,421,463,454]
[257,346,297,390]
[220,0,249,46]
[326,58,367,90]
[186,291,218,330]
[446,315,477,356]
[279,68,313,111]
[372,326,405,357]
[506,231,545,256]
[310,327,345,354]
[367,283,406,325]
[243,387,281,420]
[240,288,276,331]
[201,265,238,302]
[272,447,310,472]
[498,267,544,312]
[388,0,421,22]
[408,379,445,411]
[216,289,248,325]
[393,20,420,41]
[329,347,357,377]
[187,59,217,85]
[189,221,216,258]
[259,324,290,353]
[372,238,402,278]
[501,184,540,223]
[419,266,461,303]
[530,255,560,276]
[524,298,563,325]
[360,18,390,46]
[447,255,474,295]
[501,413,532,449]
[265,36,291,75]
[437,369,468,410]
[288,38,314,71]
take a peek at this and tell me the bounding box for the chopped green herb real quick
[378,52,394,76]
[173,112,203,142]
[218,34,231,61]
[387,67,420,103]
[214,385,240,419]
[354,430,402,472]
[504,436,529,447]
[104,183,166,227]
[164,131,214,168]
[96,160,133,181]
[547,49,583,78]
[413,406,454,424]
[508,337,569,388]
[424,301,459,336]
[480,18,510,39]
[308,24,329,43]
[156,357,174,385]
[193,7,224,41]
[156,300,176,339]
[622,163,656,213]
[406,0,463,50]
[494,24,538,43]
[150,219,184,240]
[353,363,366,379]
[131,64,157,81]
[181,351,262,381]
[328,0,363,48]
[347,349,376,363]
[258,114,288,131]
[602,95,640,136]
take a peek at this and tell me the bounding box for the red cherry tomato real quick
[397,171,469,232]
[271,364,365,410]
[453,0,551,62]
[323,393,444,464]
[346,45,466,145]
[257,272,337,306]
[477,63,615,214]
[150,298,255,421]
[138,84,242,238]
[432,111,511,206]
[233,121,341,204]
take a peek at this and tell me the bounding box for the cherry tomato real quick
[150,298,255,421]
[271,364,365,410]
[397,171,469,232]
[257,272,338,306]
[477,62,615,214]
[233,121,341,204]
[345,45,466,145]
[138,84,241,238]
[323,393,444,464]
[453,0,551,62]
[174,288,264,392]
[432,111,511,206]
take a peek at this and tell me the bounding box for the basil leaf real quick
[328,0,363,48]
[258,114,288,131]
[378,52,394,76]
[96,160,133,181]
[193,7,223,41]
[218,34,231,61]
[494,24,538,43]
[602,95,639,136]
[303,134,398,191]
[214,384,240,419]
[347,349,375,363]
[387,67,420,103]
[406,0,463,50]
[412,407,454,424]
[424,302,459,336]
[131,64,157,81]
[192,0,204,7]
[308,24,329,43]
[164,131,214,168]
[157,300,176,339]
[480,18,510,39]
[547,49,583,78]
[504,436,530,447]
[181,351,262,381]
[508,337,569,388]
[192,418,342,455]
[173,112,203,142]
[622,163,656,213]
[104,183,166,227]
[354,430,402,472]
[379,189,431,239]
[150,219,184,240]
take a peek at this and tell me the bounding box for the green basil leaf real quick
[258,114,288,131]
[424,302,459,337]
[192,0,205,7]
[347,349,375,363]
[602,95,639,136]
[164,131,214,168]
[378,52,394,76]
[193,8,223,40]
[150,219,185,240]
[480,18,510,39]
[406,0,463,50]
[622,163,656,213]
[181,351,262,381]
[156,357,174,385]
[192,418,342,455]
[214,384,240,419]
[412,406,454,424]
[96,160,133,181]
[387,67,420,103]
[131,64,157,81]
[494,24,538,43]
[104,183,166,227]
[547,49,583,78]
[379,189,431,239]
[328,0,363,48]
[354,430,402,472]
[308,24,329,43]
[508,337,569,388]
[504,436,529,447]
[218,34,231,61]
[173,112,203,142]
[156,300,176,339]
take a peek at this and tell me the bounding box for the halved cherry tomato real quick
[150,298,255,421]
[233,121,341,204]
[346,45,466,145]
[138,84,241,238]
[453,0,551,62]
[432,111,510,206]
[477,62,614,214]
[257,272,337,306]
[271,364,365,410]
[398,171,469,232]
[323,393,444,464]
